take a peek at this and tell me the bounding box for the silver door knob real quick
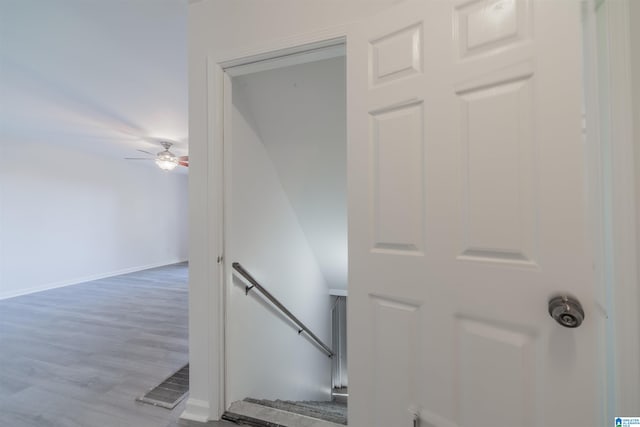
[548,295,585,328]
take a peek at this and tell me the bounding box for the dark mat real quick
[136,364,189,409]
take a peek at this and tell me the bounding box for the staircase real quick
[223,393,347,427]
[225,266,348,427]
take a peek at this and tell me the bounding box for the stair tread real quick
[237,398,347,426]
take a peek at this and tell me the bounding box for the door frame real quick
[187,2,638,419]
[586,0,639,417]
[205,25,350,419]
[220,39,347,411]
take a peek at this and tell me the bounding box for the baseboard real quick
[181,398,212,423]
[0,259,188,300]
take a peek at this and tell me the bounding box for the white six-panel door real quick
[347,1,602,426]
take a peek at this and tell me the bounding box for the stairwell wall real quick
[225,82,332,403]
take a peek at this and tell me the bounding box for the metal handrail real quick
[232,262,334,358]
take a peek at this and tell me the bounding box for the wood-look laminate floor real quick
[0,263,232,427]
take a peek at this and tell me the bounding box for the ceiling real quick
[0,0,188,161]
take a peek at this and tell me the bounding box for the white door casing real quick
[347,0,602,426]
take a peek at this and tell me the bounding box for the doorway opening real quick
[222,44,348,426]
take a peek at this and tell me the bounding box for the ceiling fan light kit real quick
[125,140,188,171]
[155,151,179,171]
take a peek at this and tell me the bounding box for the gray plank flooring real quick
[0,263,232,427]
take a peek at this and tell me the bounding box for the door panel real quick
[458,68,535,264]
[455,315,536,426]
[348,1,601,426]
[370,23,423,86]
[371,101,425,254]
[455,0,531,58]
[371,295,421,427]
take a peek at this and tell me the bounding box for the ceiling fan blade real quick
[178,156,189,167]
[124,157,154,160]
[137,149,155,155]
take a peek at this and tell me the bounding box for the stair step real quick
[222,411,285,427]
[331,387,348,404]
[228,400,346,427]
[245,398,347,425]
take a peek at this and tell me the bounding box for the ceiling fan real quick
[125,141,188,171]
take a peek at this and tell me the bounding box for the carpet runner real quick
[243,398,347,425]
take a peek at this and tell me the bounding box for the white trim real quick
[216,25,351,69]
[224,43,345,77]
[221,68,233,415]
[600,0,640,416]
[0,260,188,300]
[329,289,348,297]
[182,55,226,423]
[207,25,350,420]
[208,56,228,421]
[582,3,612,422]
[583,0,639,418]
[180,398,211,423]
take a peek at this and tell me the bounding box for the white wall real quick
[0,0,189,298]
[227,82,331,402]
[235,57,347,291]
[0,140,188,299]
[187,0,399,419]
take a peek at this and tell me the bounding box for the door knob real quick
[548,295,585,328]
